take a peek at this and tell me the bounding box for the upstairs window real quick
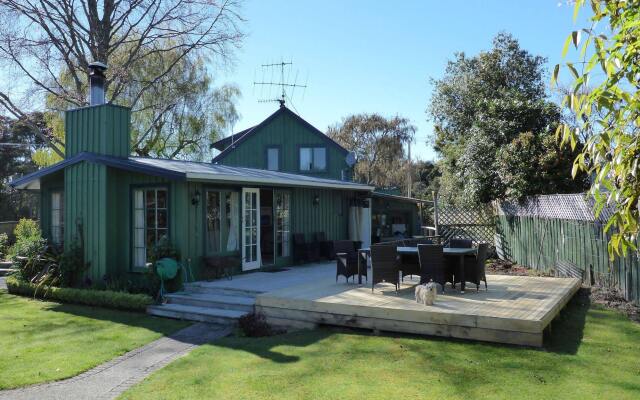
[299,147,326,172]
[51,191,64,245]
[133,187,168,269]
[266,147,279,171]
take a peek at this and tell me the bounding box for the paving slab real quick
[0,322,231,400]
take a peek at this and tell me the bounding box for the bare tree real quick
[327,114,416,188]
[0,0,245,157]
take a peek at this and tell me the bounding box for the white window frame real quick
[133,187,168,269]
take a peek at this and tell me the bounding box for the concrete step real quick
[183,283,262,298]
[166,292,255,312]
[147,303,246,324]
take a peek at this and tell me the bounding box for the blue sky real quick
[218,0,590,161]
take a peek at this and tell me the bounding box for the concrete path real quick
[0,276,6,291]
[0,322,232,400]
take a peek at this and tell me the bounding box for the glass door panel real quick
[241,188,260,270]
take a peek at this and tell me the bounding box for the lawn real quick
[121,291,640,400]
[0,291,188,389]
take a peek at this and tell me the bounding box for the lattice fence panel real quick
[438,203,495,245]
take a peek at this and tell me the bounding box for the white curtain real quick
[226,192,239,251]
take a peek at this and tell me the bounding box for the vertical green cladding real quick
[290,187,350,241]
[64,161,109,281]
[220,112,351,180]
[65,104,130,158]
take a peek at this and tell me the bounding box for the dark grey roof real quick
[11,152,373,192]
[210,126,255,151]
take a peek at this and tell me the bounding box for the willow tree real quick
[0,0,244,160]
[555,0,640,257]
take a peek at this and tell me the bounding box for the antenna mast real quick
[254,60,307,108]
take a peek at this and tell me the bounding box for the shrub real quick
[0,233,8,260]
[5,275,153,312]
[13,218,41,241]
[238,311,273,337]
[57,242,89,287]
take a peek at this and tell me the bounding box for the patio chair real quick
[334,240,364,283]
[456,242,489,291]
[417,244,453,291]
[292,233,312,264]
[370,244,399,292]
[314,232,334,260]
[448,238,473,248]
[403,238,419,247]
[398,240,420,281]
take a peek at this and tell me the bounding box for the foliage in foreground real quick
[0,291,188,389]
[6,275,153,312]
[556,0,640,258]
[121,294,640,400]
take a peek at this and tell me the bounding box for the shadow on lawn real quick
[43,300,189,337]
[211,288,591,366]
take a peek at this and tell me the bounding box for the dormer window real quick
[299,147,326,172]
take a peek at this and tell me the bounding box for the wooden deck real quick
[195,262,581,346]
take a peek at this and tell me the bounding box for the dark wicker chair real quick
[370,244,399,292]
[334,240,363,283]
[398,239,420,281]
[292,233,312,264]
[417,244,453,291]
[456,243,489,291]
[314,232,334,260]
[448,238,473,248]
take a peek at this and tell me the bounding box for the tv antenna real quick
[253,60,307,109]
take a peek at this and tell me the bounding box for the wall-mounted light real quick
[191,190,201,206]
[313,195,320,206]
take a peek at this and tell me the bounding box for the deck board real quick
[200,262,581,346]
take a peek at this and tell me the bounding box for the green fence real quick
[495,211,640,305]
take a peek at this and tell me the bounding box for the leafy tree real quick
[555,0,640,257]
[0,0,244,160]
[327,114,415,188]
[411,160,441,200]
[428,33,587,204]
[0,115,43,219]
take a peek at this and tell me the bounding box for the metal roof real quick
[371,191,433,204]
[11,152,374,191]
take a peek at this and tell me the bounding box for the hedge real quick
[5,276,154,312]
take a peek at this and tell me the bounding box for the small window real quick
[133,187,168,269]
[299,147,327,171]
[267,147,279,171]
[51,191,64,245]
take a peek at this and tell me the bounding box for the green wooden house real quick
[210,105,425,244]
[11,68,421,282]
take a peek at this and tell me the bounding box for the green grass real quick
[0,291,188,389]
[121,292,640,400]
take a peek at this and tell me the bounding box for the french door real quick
[241,188,261,271]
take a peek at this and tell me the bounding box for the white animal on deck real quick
[415,280,438,305]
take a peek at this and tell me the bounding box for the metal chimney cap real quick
[88,61,107,73]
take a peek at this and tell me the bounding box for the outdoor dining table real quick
[357,246,478,293]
